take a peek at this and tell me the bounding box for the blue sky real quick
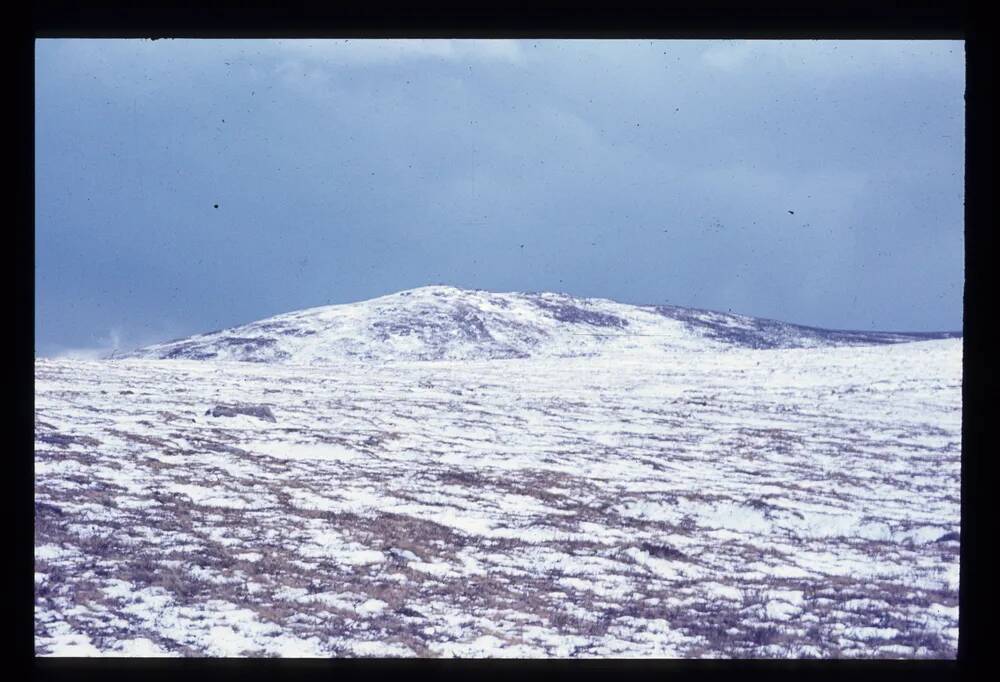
[35,39,964,357]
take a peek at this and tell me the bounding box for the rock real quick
[396,606,426,619]
[205,403,277,422]
[36,431,102,448]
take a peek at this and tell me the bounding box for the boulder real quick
[205,403,277,423]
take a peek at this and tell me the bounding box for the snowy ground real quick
[34,339,961,657]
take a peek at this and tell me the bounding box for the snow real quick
[112,638,178,657]
[341,550,385,565]
[354,599,388,616]
[703,583,743,602]
[44,632,103,657]
[34,287,961,658]
[35,544,73,561]
[352,641,415,657]
[252,441,362,462]
[408,561,456,577]
[121,285,957,365]
[167,484,256,510]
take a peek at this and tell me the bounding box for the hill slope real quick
[123,286,960,364]
[35,338,962,657]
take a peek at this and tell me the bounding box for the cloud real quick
[50,347,111,360]
[272,39,525,65]
[44,324,186,360]
[699,40,963,80]
[269,39,526,101]
[700,41,759,72]
[49,328,123,360]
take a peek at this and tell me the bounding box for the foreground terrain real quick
[35,336,961,657]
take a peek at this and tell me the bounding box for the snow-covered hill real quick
[121,286,959,364]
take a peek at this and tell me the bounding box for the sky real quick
[35,39,964,357]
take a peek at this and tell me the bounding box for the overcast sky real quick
[35,39,964,357]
